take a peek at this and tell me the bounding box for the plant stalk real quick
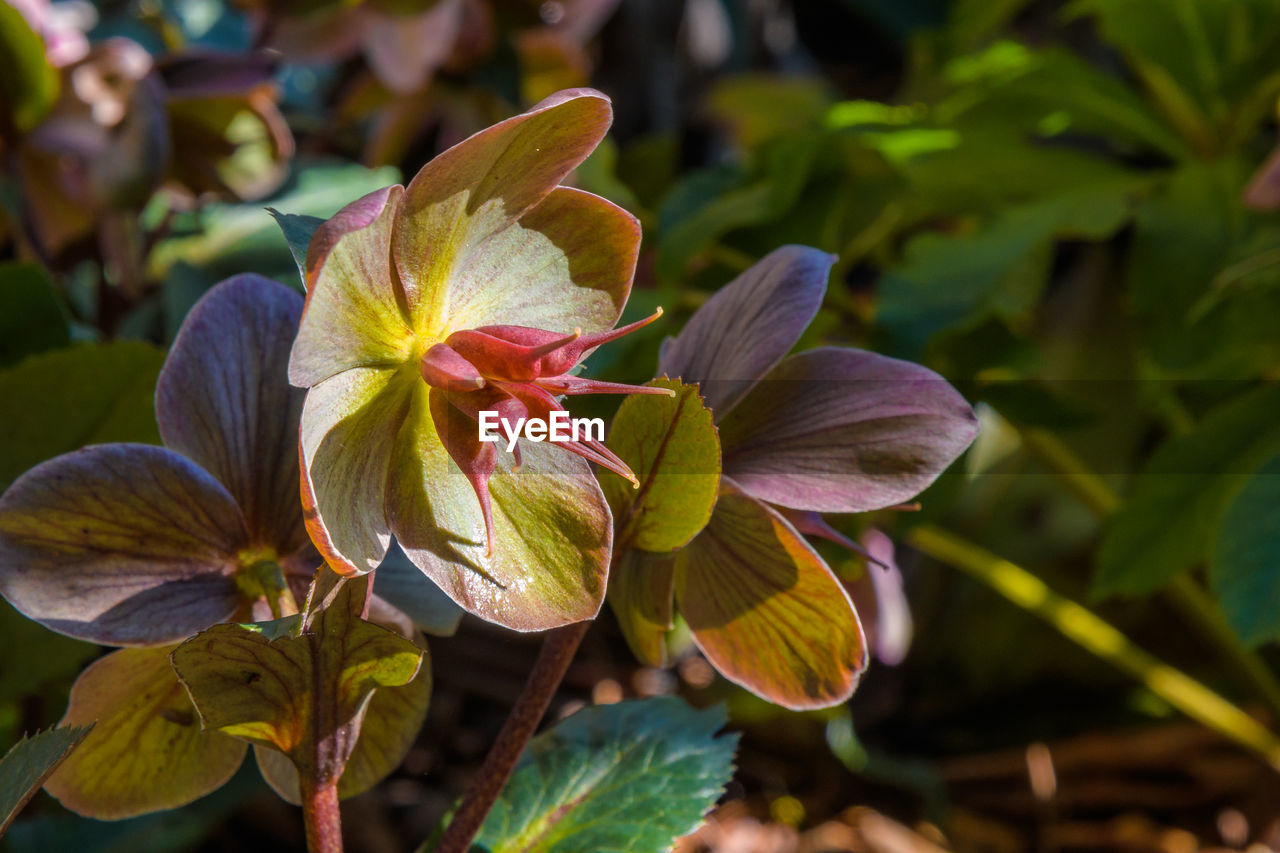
[906,524,1280,769]
[302,780,343,853]
[434,619,591,853]
[1018,427,1280,721]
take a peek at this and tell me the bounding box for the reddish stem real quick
[302,780,343,853]
[434,619,591,853]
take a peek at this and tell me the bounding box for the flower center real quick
[415,311,673,555]
[234,547,297,619]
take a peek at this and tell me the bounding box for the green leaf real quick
[656,133,823,282]
[942,45,1189,159]
[1095,385,1280,598]
[0,726,92,836]
[267,209,325,287]
[0,263,69,367]
[171,577,425,786]
[878,180,1135,356]
[0,0,59,131]
[0,600,98,703]
[601,379,721,553]
[0,341,164,489]
[948,0,1036,48]
[1126,159,1280,376]
[708,75,832,148]
[1210,451,1280,647]
[1067,0,1280,136]
[44,647,247,819]
[470,698,737,853]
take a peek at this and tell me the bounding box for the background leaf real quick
[0,726,92,836]
[0,263,69,368]
[0,1,59,131]
[0,341,164,489]
[1095,384,1280,598]
[470,698,737,853]
[1210,451,1280,647]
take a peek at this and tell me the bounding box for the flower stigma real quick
[418,308,674,555]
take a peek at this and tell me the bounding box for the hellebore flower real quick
[0,275,315,646]
[615,245,979,709]
[0,276,426,817]
[289,89,664,631]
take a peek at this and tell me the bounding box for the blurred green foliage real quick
[2,0,1280,845]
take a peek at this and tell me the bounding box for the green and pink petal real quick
[674,483,866,710]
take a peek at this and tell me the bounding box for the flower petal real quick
[387,385,610,631]
[392,90,616,334]
[157,275,309,556]
[675,485,866,710]
[607,548,676,667]
[0,444,247,645]
[289,184,415,388]
[437,186,639,336]
[717,347,978,513]
[843,528,912,667]
[299,366,416,575]
[44,647,247,819]
[659,245,833,418]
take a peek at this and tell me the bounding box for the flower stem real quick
[905,524,1280,769]
[1017,426,1280,721]
[434,619,591,853]
[302,780,343,853]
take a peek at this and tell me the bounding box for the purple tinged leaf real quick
[290,185,414,389]
[659,245,834,418]
[717,347,979,513]
[675,484,866,710]
[157,275,311,558]
[253,613,431,802]
[0,444,247,645]
[170,577,424,784]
